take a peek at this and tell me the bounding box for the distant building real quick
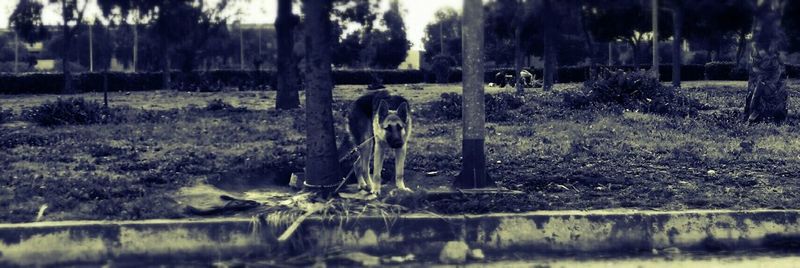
[399,50,423,70]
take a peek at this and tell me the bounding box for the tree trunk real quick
[608,42,613,66]
[455,0,493,189]
[735,30,747,65]
[132,18,138,72]
[302,0,341,191]
[651,0,659,80]
[542,0,556,91]
[744,0,788,123]
[579,7,596,80]
[161,45,171,90]
[239,23,244,70]
[61,0,74,94]
[514,24,524,93]
[631,40,639,70]
[276,0,300,110]
[672,5,683,88]
[89,23,94,72]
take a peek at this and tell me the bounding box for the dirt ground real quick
[1,81,800,222]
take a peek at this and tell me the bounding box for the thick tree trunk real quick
[744,0,788,123]
[275,0,300,110]
[514,25,524,93]
[672,6,683,88]
[651,0,659,80]
[455,0,492,189]
[302,0,341,190]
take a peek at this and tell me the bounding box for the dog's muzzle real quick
[387,137,404,148]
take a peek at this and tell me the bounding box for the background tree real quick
[423,7,462,65]
[48,0,89,93]
[371,0,410,68]
[744,0,787,123]
[9,0,49,73]
[276,0,300,109]
[782,0,800,53]
[302,0,341,191]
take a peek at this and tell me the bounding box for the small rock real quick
[439,241,469,264]
[468,249,485,260]
[382,254,415,264]
[439,241,470,264]
[707,169,717,176]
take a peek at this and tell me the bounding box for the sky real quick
[0,0,464,50]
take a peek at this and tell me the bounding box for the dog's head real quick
[375,100,411,149]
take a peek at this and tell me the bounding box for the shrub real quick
[565,69,706,117]
[430,55,456,83]
[0,107,13,124]
[424,92,525,121]
[205,99,248,112]
[22,98,112,126]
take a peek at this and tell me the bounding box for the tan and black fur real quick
[347,90,412,194]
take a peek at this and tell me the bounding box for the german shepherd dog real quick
[347,90,412,195]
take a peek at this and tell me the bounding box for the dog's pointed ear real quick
[377,100,389,119]
[397,102,409,121]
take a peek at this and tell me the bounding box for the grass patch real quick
[1,82,800,222]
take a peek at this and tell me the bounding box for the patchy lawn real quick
[1,81,800,222]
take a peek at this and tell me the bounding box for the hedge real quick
[2,63,799,94]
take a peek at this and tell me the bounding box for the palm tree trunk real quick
[744,0,788,123]
[302,0,341,191]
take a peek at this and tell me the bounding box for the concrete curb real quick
[2,209,800,266]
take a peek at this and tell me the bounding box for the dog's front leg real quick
[395,145,411,192]
[371,142,385,195]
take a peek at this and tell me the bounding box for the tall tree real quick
[302,0,341,191]
[97,0,151,72]
[52,0,89,93]
[456,0,493,189]
[9,0,48,73]
[423,8,462,65]
[275,0,300,109]
[744,0,787,123]
[371,0,410,68]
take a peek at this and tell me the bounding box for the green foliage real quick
[565,69,707,116]
[22,98,112,126]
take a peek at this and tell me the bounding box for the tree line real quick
[6,0,411,94]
